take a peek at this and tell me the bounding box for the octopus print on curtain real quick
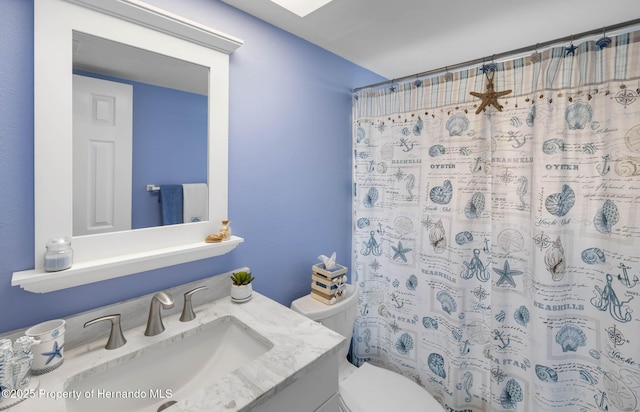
[352,32,640,412]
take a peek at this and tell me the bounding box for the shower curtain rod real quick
[352,17,640,93]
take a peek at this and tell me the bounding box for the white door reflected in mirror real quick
[73,75,133,236]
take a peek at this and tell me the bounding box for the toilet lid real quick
[339,363,444,412]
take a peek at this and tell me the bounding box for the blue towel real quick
[160,185,183,225]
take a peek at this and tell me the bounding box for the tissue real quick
[318,252,337,269]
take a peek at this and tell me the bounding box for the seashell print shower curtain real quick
[352,31,640,412]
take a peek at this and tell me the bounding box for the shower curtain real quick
[351,32,640,412]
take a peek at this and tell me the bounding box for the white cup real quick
[25,319,65,375]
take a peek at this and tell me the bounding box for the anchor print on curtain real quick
[352,31,640,412]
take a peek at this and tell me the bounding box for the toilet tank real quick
[291,284,358,359]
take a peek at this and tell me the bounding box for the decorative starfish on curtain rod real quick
[469,70,512,114]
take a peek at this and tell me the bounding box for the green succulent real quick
[230,271,255,286]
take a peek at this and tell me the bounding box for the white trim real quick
[12,237,243,293]
[13,0,243,293]
[64,0,243,53]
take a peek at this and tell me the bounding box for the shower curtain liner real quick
[351,31,640,411]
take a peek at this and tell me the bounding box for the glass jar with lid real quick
[44,237,73,272]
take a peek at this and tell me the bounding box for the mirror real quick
[72,32,209,235]
[18,0,243,290]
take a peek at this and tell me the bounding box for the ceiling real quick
[220,0,640,83]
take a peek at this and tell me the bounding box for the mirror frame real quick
[12,0,243,293]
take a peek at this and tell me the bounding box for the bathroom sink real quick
[64,315,272,412]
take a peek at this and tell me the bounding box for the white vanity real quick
[3,270,344,411]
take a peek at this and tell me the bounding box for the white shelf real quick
[12,236,243,293]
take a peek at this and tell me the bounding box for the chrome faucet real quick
[84,314,127,350]
[144,292,174,336]
[180,286,208,322]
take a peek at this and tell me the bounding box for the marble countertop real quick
[3,291,345,412]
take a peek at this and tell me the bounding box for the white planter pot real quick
[230,283,252,302]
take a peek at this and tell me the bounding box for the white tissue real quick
[318,252,337,269]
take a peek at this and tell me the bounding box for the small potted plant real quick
[230,270,255,302]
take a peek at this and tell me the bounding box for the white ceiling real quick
[220,0,640,81]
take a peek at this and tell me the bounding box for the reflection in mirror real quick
[72,32,209,236]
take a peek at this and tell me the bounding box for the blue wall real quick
[0,0,384,333]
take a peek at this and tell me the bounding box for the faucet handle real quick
[180,286,208,322]
[84,314,127,350]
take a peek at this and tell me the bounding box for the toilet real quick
[291,284,444,412]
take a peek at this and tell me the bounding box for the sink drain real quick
[157,400,177,411]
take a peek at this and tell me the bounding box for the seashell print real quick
[497,229,524,253]
[430,180,453,204]
[394,216,413,236]
[582,142,598,154]
[422,317,438,329]
[428,144,446,157]
[589,349,600,359]
[455,231,474,245]
[603,371,637,412]
[624,124,640,153]
[429,219,447,253]
[565,102,593,130]
[445,113,470,136]
[395,333,414,355]
[380,143,394,160]
[422,316,438,329]
[544,184,575,217]
[363,187,379,208]
[464,192,485,219]
[356,126,366,143]
[555,324,587,352]
[406,274,418,291]
[356,218,370,229]
[542,138,565,154]
[509,116,522,127]
[535,365,558,382]
[581,247,605,264]
[427,353,446,378]
[436,290,457,315]
[451,329,462,341]
[392,279,400,288]
[467,320,491,344]
[544,237,565,280]
[401,127,410,136]
[495,310,506,322]
[413,118,424,136]
[501,379,524,409]
[579,369,597,385]
[526,104,536,127]
[615,156,640,176]
[594,199,620,234]
[513,306,530,327]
